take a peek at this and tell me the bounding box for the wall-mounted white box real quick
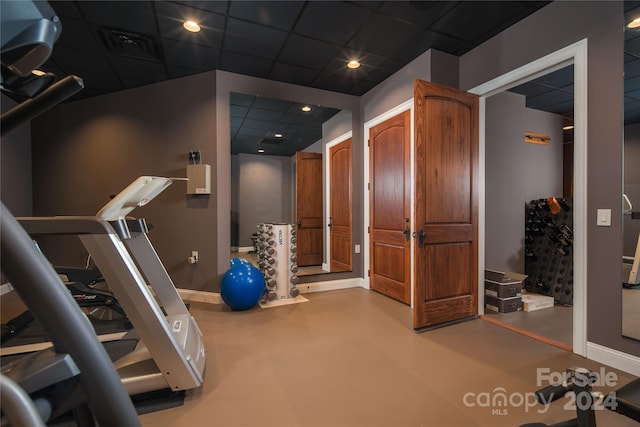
[187,164,211,195]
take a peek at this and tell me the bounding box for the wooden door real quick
[296,152,323,266]
[413,80,479,330]
[369,110,412,304]
[329,138,352,272]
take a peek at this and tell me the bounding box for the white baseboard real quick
[177,277,364,306]
[177,288,222,304]
[298,277,364,294]
[586,341,640,376]
[238,246,254,253]
[1,282,14,296]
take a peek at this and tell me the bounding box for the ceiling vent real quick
[100,28,160,61]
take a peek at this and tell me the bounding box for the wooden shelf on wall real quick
[524,131,551,145]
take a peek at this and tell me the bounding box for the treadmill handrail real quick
[17,216,116,235]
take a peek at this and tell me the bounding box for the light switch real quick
[597,209,611,226]
[354,244,361,254]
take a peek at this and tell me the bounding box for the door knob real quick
[417,229,426,248]
[403,226,410,241]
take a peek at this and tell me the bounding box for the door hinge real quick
[367,182,370,190]
[367,269,370,277]
[368,139,370,147]
[368,226,370,233]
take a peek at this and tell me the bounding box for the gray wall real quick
[461,0,639,356]
[485,91,563,272]
[236,153,292,248]
[1,94,32,216]
[361,49,459,123]
[31,72,218,292]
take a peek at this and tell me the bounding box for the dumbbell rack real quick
[256,223,300,303]
[524,198,574,305]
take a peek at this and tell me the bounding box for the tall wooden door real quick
[296,152,323,266]
[329,138,352,272]
[413,80,479,330]
[369,110,412,304]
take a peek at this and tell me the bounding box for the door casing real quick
[325,131,353,272]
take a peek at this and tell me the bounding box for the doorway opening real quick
[470,39,587,356]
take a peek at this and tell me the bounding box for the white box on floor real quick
[522,293,554,312]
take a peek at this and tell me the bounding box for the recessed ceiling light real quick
[563,125,574,131]
[258,149,265,153]
[347,60,361,69]
[183,20,201,32]
[274,133,283,138]
[301,106,312,112]
[629,17,640,28]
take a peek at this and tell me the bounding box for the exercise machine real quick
[1,1,142,424]
[2,1,206,424]
[521,367,640,427]
[9,176,206,395]
[2,267,129,345]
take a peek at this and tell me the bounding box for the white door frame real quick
[324,131,353,272]
[469,39,588,356]
[363,99,415,305]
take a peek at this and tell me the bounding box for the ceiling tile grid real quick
[41,0,552,101]
[13,1,637,153]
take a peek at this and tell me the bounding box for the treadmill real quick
[11,176,206,396]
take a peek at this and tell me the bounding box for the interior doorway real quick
[470,39,588,356]
[481,71,574,349]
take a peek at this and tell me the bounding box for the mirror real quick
[623,4,640,341]
[229,92,353,275]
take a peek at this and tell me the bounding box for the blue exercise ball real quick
[230,257,250,268]
[220,264,265,310]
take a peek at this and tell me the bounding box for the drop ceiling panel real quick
[228,1,304,31]
[252,97,293,111]
[624,56,640,80]
[163,39,219,70]
[293,2,373,45]
[269,62,319,87]
[223,18,288,59]
[179,0,229,15]
[377,1,456,28]
[247,108,284,122]
[49,45,111,74]
[430,1,531,44]
[108,55,167,81]
[54,17,100,51]
[278,35,341,70]
[346,13,422,58]
[222,48,272,72]
[76,1,158,35]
